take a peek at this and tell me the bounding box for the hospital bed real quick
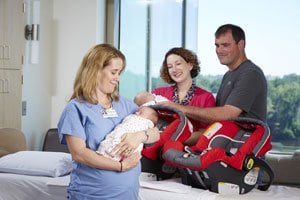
[0,128,299,200]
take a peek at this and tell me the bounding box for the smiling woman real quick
[57,43,152,199]
[152,47,215,133]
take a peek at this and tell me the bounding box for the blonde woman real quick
[57,44,159,200]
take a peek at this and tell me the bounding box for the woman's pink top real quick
[152,86,215,131]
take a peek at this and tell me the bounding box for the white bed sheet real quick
[1,172,300,200]
[139,177,300,200]
[0,173,68,200]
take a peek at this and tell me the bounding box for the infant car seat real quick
[162,117,274,194]
[141,105,193,180]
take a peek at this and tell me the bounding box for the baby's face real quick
[134,92,155,106]
[136,106,152,116]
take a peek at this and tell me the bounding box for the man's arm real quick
[159,101,242,124]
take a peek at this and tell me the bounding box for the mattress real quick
[139,176,300,200]
[0,173,68,200]
[1,129,299,200]
[1,172,300,200]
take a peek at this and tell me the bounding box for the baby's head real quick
[136,106,158,125]
[134,91,155,106]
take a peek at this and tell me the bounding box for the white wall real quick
[22,0,106,150]
[22,0,54,150]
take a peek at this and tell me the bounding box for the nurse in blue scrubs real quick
[58,44,159,200]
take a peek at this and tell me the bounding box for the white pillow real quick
[0,151,72,177]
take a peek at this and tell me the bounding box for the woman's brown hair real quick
[160,47,200,84]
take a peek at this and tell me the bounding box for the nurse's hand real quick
[120,152,141,171]
[112,127,160,157]
[112,132,143,156]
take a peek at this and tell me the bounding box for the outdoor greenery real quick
[266,74,300,147]
[152,74,300,149]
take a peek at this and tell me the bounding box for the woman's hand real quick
[112,132,142,157]
[111,127,160,156]
[120,152,142,171]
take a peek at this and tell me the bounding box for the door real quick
[0,0,25,129]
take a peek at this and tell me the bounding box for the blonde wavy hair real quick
[70,44,126,104]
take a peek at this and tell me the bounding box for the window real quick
[116,0,300,152]
[118,0,197,96]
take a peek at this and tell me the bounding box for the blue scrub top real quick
[57,97,140,200]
